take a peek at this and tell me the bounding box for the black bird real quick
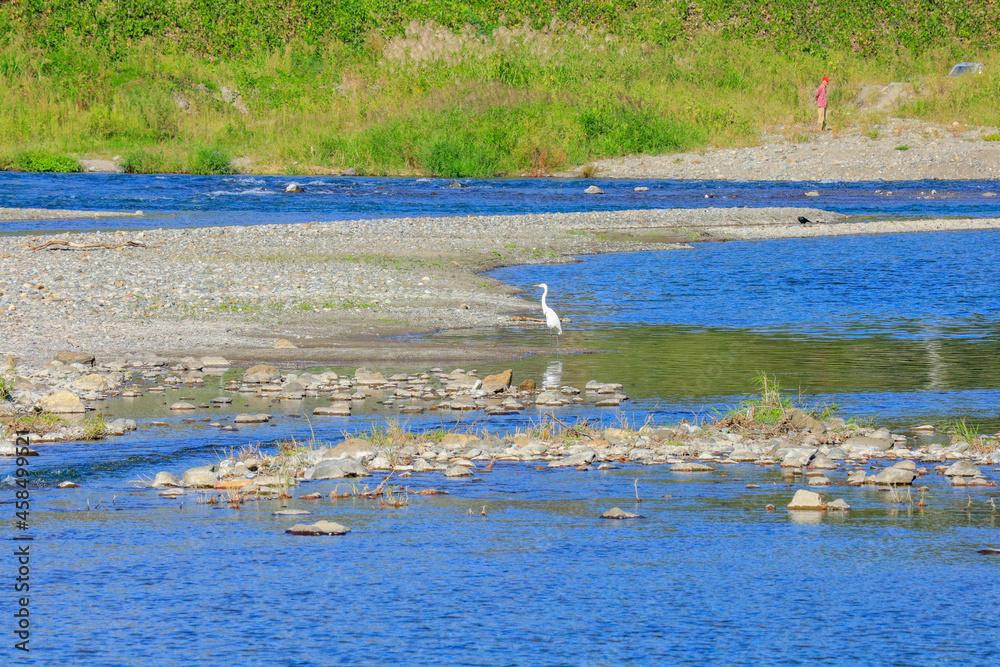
[798,216,811,224]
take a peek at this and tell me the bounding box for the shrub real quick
[121,149,162,174]
[11,150,81,173]
[188,147,236,175]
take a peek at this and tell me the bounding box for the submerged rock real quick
[601,507,643,519]
[285,521,351,536]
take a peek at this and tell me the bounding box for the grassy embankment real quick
[1,1,1000,176]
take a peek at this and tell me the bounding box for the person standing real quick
[815,76,830,131]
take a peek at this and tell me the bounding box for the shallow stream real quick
[2,174,999,665]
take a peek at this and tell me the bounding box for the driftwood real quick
[510,315,545,323]
[27,240,159,251]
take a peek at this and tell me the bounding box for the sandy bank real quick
[0,207,143,223]
[2,206,999,372]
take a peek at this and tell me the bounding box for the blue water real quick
[3,172,1000,233]
[4,174,1000,665]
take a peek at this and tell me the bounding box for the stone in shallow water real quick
[234,413,271,423]
[827,498,851,511]
[170,402,196,410]
[786,489,826,511]
[273,509,313,516]
[57,481,80,489]
[285,521,351,536]
[671,462,714,472]
[601,507,643,519]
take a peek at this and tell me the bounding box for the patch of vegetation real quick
[895,144,911,150]
[0,373,13,401]
[10,150,80,173]
[188,147,235,175]
[80,413,109,441]
[984,133,1000,141]
[4,411,65,437]
[721,372,795,427]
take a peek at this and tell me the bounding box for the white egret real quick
[534,283,562,349]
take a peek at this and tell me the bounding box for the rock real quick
[342,167,357,176]
[444,464,473,477]
[786,408,824,432]
[234,413,271,423]
[671,462,714,472]
[441,433,480,452]
[944,460,981,477]
[285,183,303,193]
[804,191,820,197]
[181,466,218,488]
[634,186,649,192]
[872,467,916,485]
[354,368,386,385]
[105,418,137,436]
[322,437,376,461]
[810,454,837,469]
[601,507,643,519]
[846,470,867,485]
[518,379,536,391]
[306,459,370,480]
[729,448,759,462]
[314,404,351,416]
[842,436,893,452]
[39,390,85,413]
[272,509,312,516]
[72,374,112,393]
[787,489,826,511]
[481,369,513,394]
[827,498,851,511]
[584,185,604,194]
[56,481,80,489]
[807,476,831,486]
[285,521,351,536]
[152,471,180,488]
[447,181,468,188]
[200,356,231,368]
[548,450,597,468]
[367,455,392,470]
[274,338,298,349]
[55,352,95,366]
[170,402,197,410]
[243,364,281,383]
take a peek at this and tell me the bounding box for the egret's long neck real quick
[540,285,548,309]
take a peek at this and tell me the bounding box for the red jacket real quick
[815,83,828,108]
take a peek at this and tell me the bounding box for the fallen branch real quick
[510,315,545,323]
[28,240,159,251]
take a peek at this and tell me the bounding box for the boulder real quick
[314,404,351,416]
[354,368,386,386]
[321,437,376,461]
[787,489,826,511]
[842,436,893,452]
[234,413,271,423]
[284,183,303,193]
[729,448,759,462]
[152,471,180,488]
[827,498,851,511]
[181,466,218,488]
[810,454,837,469]
[170,402,197,410]
[55,352,95,366]
[39,390,85,413]
[306,458,370,480]
[785,408,825,432]
[601,507,643,519]
[444,464,473,477]
[243,364,281,383]
[481,369,513,394]
[200,356,231,368]
[548,450,597,468]
[944,460,981,477]
[671,462,714,472]
[105,418,137,436]
[285,521,351,536]
[72,374,113,393]
[872,467,916,485]
[274,338,298,349]
[584,185,604,194]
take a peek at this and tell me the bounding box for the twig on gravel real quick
[27,240,160,251]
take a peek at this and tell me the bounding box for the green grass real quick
[724,372,794,426]
[0,374,13,401]
[3,3,1000,176]
[9,149,80,173]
